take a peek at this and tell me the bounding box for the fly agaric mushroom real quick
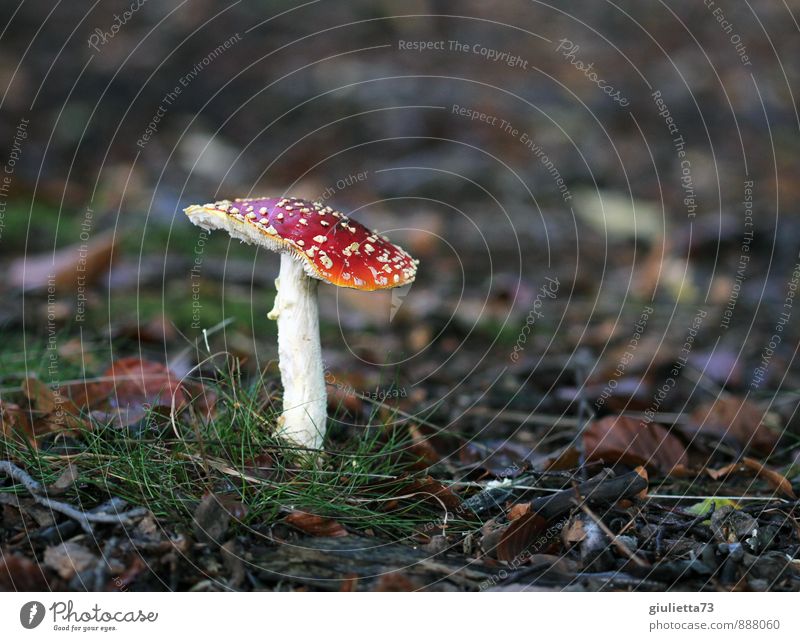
[183,197,418,450]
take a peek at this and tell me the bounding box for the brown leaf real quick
[375,572,419,591]
[561,514,588,546]
[707,457,796,499]
[56,358,212,431]
[284,511,348,537]
[339,574,359,591]
[0,400,33,443]
[43,542,98,580]
[534,444,581,472]
[0,553,50,590]
[688,397,778,454]
[632,465,649,499]
[22,377,57,413]
[9,231,115,291]
[496,511,551,562]
[106,357,188,411]
[24,378,85,438]
[506,502,531,521]
[583,416,689,475]
[67,358,190,428]
[408,423,443,467]
[48,461,80,495]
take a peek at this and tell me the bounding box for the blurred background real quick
[1,0,800,439]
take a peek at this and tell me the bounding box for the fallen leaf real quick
[686,497,740,516]
[48,461,80,495]
[583,416,689,475]
[0,493,56,527]
[707,457,796,499]
[67,358,189,428]
[506,502,531,521]
[284,511,348,537]
[339,574,359,591]
[561,514,588,546]
[685,497,740,524]
[496,511,552,562]
[0,554,50,590]
[687,397,779,454]
[0,400,33,443]
[9,231,115,291]
[375,572,419,591]
[533,444,581,472]
[22,377,57,414]
[408,423,443,468]
[43,542,98,580]
[105,357,188,415]
[632,465,649,499]
[23,377,85,437]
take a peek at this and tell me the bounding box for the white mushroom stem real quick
[267,253,327,450]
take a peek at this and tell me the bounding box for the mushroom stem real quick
[269,252,327,449]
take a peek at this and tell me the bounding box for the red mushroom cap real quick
[184,197,418,291]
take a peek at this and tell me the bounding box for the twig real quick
[528,469,649,520]
[0,461,146,534]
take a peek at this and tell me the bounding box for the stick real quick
[1,461,146,534]
[528,469,648,520]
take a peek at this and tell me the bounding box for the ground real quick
[1,0,800,592]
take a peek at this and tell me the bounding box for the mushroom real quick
[183,197,419,450]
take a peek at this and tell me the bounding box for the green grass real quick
[0,355,479,541]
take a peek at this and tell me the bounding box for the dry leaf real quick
[284,511,348,537]
[707,457,796,499]
[687,397,778,454]
[0,554,50,590]
[506,502,531,521]
[0,400,32,442]
[48,461,80,495]
[584,416,689,475]
[496,511,551,562]
[22,377,57,414]
[70,358,190,428]
[43,542,98,580]
[375,572,419,591]
[9,231,115,291]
